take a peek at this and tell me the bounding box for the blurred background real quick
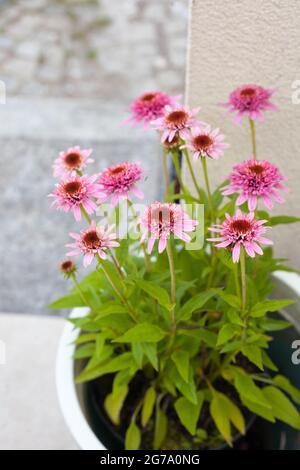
[0,0,188,316]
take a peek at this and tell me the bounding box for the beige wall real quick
[184,0,300,267]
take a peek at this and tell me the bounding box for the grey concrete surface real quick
[0,0,188,315]
[0,313,77,449]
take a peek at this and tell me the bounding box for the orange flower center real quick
[249,164,264,175]
[109,165,126,176]
[82,230,101,249]
[60,260,74,272]
[64,152,82,168]
[240,87,256,97]
[63,180,82,195]
[166,110,188,126]
[141,93,156,102]
[193,134,213,150]
[231,219,251,233]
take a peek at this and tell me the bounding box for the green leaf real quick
[217,324,238,346]
[142,343,158,370]
[168,365,197,404]
[233,372,272,409]
[48,293,86,309]
[125,420,141,450]
[227,308,244,326]
[221,394,245,435]
[250,299,295,317]
[174,391,204,435]
[136,280,172,310]
[95,302,127,317]
[73,333,97,345]
[132,342,144,368]
[75,352,133,383]
[114,322,166,343]
[240,397,275,423]
[273,375,300,404]
[263,386,300,429]
[259,317,291,331]
[153,407,168,449]
[210,393,232,446]
[177,290,215,322]
[104,384,128,425]
[261,351,278,372]
[240,345,263,370]
[269,216,300,226]
[141,387,156,427]
[179,329,217,348]
[73,343,95,359]
[212,289,240,309]
[171,351,190,383]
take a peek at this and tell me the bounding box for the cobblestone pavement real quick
[0,0,189,315]
[0,0,188,100]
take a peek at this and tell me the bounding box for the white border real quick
[56,272,300,450]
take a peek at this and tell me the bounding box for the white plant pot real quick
[56,271,300,450]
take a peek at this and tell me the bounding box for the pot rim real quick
[56,270,300,451]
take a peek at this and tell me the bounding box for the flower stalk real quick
[249,118,257,159]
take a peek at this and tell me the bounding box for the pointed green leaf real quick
[174,391,204,435]
[114,323,166,343]
[154,408,168,449]
[210,393,232,446]
[263,386,300,429]
[125,420,141,450]
[104,384,128,425]
[241,345,263,370]
[177,290,215,322]
[136,280,172,310]
[272,376,300,405]
[250,299,295,317]
[217,324,238,346]
[171,351,190,382]
[141,387,156,427]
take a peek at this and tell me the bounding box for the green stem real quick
[166,239,176,333]
[128,200,151,272]
[240,248,247,314]
[183,148,203,200]
[201,157,215,222]
[71,273,93,311]
[171,149,188,194]
[162,149,170,202]
[96,253,138,322]
[249,118,257,159]
[233,263,241,302]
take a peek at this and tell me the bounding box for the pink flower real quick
[98,162,144,206]
[222,84,277,124]
[66,222,119,267]
[126,91,180,128]
[208,210,273,263]
[49,174,106,221]
[222,160,287,211]
[140,202,198,254]
[152,104,203,143]
[53,146,94,178]
[182,125,229,160]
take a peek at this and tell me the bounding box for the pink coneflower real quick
[66,222,119,267]
[222,160,287,211]
[59,259,77,278]
[208,210,272,263]
[49,174,106,221]
[53,146,94,178]
[140,202,198,254]
[98,162,144,206]
[152,104,203,143]
[222,84,277,124]
[182,125,229,160]
[126,91,180,128]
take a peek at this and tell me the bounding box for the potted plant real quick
[51,87,300,450]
